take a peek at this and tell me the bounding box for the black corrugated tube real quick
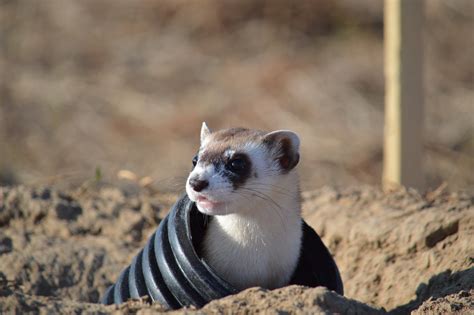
[101,194,343,309]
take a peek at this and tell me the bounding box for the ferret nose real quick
[189,178,209,192]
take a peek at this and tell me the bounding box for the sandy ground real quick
[0,184,472,314]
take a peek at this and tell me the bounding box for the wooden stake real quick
[383,0,424,191]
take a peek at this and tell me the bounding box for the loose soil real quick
[0,184,472,314]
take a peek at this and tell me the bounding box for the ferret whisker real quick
[246,181,297,194]
[143,175,191,192]
[240,188,286,212]
[244,185,295,198]
[238,188,287,231]
[247,184,292,193]
[239,188,283,208]
[259,170,298,180]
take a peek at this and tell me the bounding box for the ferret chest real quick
[201,212,302,290]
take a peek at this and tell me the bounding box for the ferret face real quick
[186,123,300,216]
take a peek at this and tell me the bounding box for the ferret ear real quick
[263,130,300,171]
[200,122,211,143]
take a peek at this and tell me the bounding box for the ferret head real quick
[186,122,300,216]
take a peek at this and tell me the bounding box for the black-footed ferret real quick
[186,123,305,290]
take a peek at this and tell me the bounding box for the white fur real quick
[186,131,302,290]
[200,122,211,144]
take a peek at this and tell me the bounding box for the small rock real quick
[55,202,83,221]
[0,237,12,255]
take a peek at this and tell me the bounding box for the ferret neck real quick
[212,188,301,240]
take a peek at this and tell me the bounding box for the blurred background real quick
[0,0,472,192]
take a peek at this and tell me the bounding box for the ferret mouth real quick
[195,195,224,211]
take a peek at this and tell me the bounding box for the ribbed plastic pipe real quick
[101,194,236,308]
[101,194,343,308]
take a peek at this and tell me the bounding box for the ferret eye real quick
[192,155,198,166]
[228,157,247,173]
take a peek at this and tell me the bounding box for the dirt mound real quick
[412,290,474,314]
[0,184,472,313]
[303,186,474,312]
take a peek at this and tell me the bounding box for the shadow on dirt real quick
[390,267,474,314]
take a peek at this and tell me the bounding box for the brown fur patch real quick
[200,128,264,160]
[208,128,265,147]
[262,133,299,172]
[199,128,261,189]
